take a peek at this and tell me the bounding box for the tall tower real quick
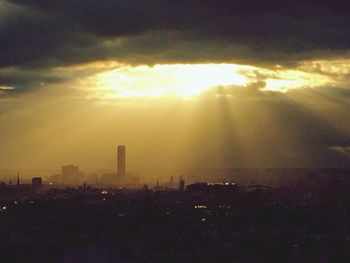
[117,145,126,177]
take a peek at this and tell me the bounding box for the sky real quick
[1,0,350,177]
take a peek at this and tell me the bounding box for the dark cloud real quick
[0,62,112,94]
[2,0,350,69]
[2,0,350,93]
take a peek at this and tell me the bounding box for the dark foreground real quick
[1,184,350,263]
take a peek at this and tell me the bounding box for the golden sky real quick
[1,0,350,178]
[1,59,350,178]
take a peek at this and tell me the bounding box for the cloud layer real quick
[2,0,350,69]
[1,0,350,93]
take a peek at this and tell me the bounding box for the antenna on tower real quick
[17,171,20,186]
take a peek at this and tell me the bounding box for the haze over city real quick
[0,0,350,180]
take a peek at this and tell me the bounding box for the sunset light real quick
[83,62,335,99]
[92,64,250,99]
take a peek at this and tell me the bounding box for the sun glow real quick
[80,61,335,100]
[92,64,251,99]
[263,69,332,92]
[0,86,15,93]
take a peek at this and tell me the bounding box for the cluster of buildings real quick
[0,173,43,197]
[2,177,350,262]
[0,145,188,193]
[0,145,128,197]
[51,145,188,191]
[49,145,127,186]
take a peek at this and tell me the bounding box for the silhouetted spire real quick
[17,172,20,186]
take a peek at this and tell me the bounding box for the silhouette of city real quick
[0,145,350,262]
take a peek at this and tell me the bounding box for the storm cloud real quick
[2,0,350,69]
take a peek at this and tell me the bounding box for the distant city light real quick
[194,205,207,209]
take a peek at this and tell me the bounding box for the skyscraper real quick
[117,145,126,177]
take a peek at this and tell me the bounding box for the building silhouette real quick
[32,177,42,193]
[62,165,81,184]
[117,145,126,177]
[179,178,185,191]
